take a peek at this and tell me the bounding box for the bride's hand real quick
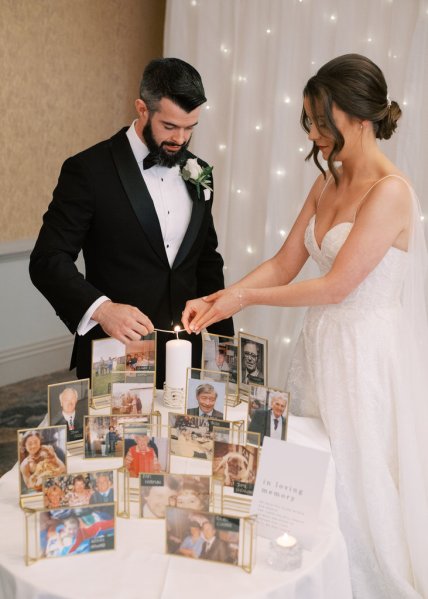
[188,288,245,333]
[181,297,214,334]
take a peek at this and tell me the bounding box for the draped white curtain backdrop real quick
[164,0,428,388]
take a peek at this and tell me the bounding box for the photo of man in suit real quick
[29,58,233,387]
[186,383,224,420]
[241,340,264,385]
[248,392,288,444]
[49,383,88,442]
[200,521,233,563]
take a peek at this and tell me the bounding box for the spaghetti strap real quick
[316,174,334,210]
[353,174,412,220]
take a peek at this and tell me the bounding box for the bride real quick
[182,54,428,598]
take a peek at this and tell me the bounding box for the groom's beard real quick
[143,119,191,168]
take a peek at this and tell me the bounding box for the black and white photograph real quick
[166,507,239,565]
[48,379,89,442]
[238,333,268,389]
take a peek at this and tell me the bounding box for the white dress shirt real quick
[77,121,193,335]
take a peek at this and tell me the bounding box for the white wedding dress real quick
[287,182,428,598]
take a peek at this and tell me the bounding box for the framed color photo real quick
[202,333,238,384]
[247,386,290,445]
[48,379,89,443]
[213,441,258,497]
[185,369,228,421]
[122,423,169,478]
[111,382,154,415]
[139,473,210,518]
[238,332,268,394]
[38,504,115,559]
[166,507,240,566]
[126,333,156,373]
[91,337,126,398]
[42,470,114,508]
[18,425,67,498]
[168,413,230,461]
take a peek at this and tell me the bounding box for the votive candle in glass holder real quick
[266,533,302,571]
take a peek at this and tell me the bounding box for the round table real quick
[0,395,352,599]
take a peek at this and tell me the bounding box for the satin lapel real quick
[172,179,205,269]
[110,131,169,266]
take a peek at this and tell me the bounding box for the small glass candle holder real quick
[266,533,302,571]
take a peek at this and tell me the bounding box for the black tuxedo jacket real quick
[30,128,233,384]
[248,409,286,443]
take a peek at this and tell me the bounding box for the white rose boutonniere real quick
[180,158,213,200]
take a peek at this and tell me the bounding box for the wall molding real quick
[0,238,35,263]
[0,335,74,387]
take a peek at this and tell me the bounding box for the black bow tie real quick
[142,153,158,170]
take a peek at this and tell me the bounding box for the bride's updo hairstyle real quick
[301,53,402,183]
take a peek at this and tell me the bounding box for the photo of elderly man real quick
[48,380,89,442]
[248,390,289,444]
[186,382,225,420]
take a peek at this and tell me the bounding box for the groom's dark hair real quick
[140,57,206,113]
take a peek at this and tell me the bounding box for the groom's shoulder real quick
[69,127,128,163]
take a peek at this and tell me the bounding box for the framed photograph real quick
[48,379,89,443]
[213,441,258,497]
[84,416,122,458]
[247,386,290,445]
[84,413,154,459]
[202,333,238,383]
[91,337,126,398]
[238,332,268,394]
[38,504,115,559]
[185,369,228,421]
[139,474,210,519]
[125,333,156,374]
[18,425,67,497]
[110,382,154,415]
[166,507,240,566]
[168,413,230,461]
[122,423,169,478]
[42,470,114,508]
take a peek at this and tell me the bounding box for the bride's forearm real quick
[228,256,293,292]
[244,275,343,308]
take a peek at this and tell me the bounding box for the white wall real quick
[0,240,83,386]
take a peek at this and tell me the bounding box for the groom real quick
[29,58,233,386]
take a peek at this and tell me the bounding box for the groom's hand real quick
[92,300,154,343]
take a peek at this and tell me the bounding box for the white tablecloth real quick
[0,396,352,599]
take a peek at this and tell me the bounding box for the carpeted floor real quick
[0,368,76,477]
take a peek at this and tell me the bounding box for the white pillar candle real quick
[165,339,192,390]
[276,533,297,548]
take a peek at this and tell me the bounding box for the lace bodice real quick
[305,214,408,310]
